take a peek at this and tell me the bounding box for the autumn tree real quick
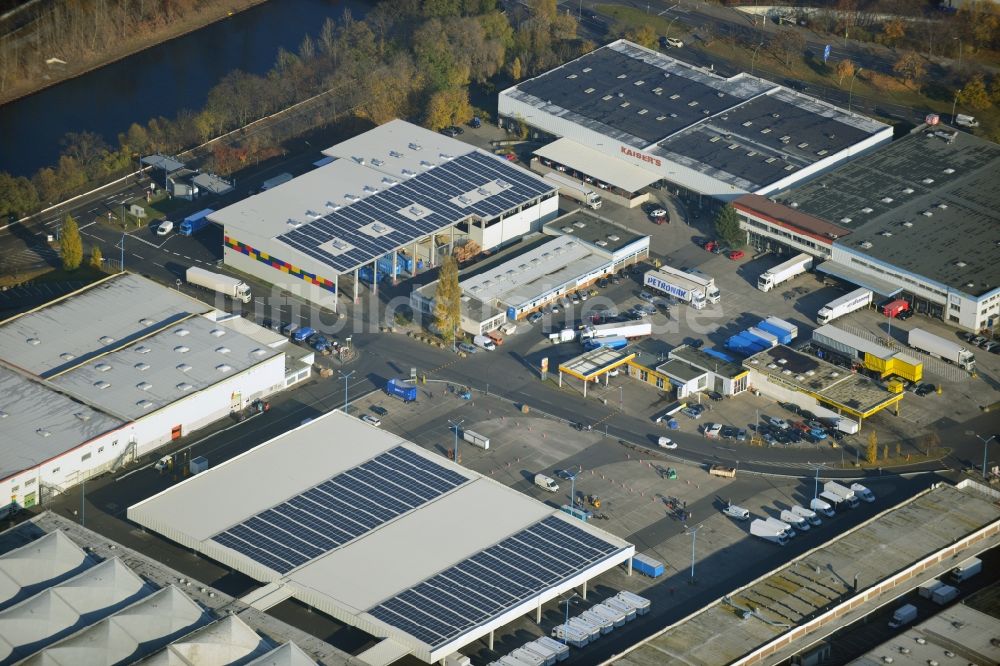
[434,255,462,344]
[892,51,926,87]
[625,25,658,50]
[510,56,523,81]
[453,240,481,264]
[89,245,104,271]
[60,214,83,271]
[957,74,992,110]
[424,87,472,130]
[714,205,744,248]
[866,430,878,465]
[836,59,856,86]
[882,444,889,461]
[880,19,905,47]
[0,173,38,219]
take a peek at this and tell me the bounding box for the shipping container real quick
[615,591,651,615]
[579,610,614,634]
[756,320,794,344]
[566,617,600,641]
[462,429,490,450]
[535,636,571,660]
[588,604,626,628]
[745,327,779,348]
[882,299,909,318]
[519,643,556,666]
[189,456,208,475]
[602,597,637,622]
[764,316,798,340]
[510,647,547,666]
[631,554,664,578]
[549,624,588,648]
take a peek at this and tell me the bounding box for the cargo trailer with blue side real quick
[631,553,664,578]
[179,208,215,236]
[703,348,737,363]
[583,336,628,351]
[386,378,417,402]
[745,327,778,348]
[764,316,797,340]
[756,320,794,344]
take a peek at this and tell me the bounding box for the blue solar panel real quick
[367,516,627,648]
[276,152,555,273]
[211,446,468,573]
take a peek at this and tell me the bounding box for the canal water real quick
[0,0,370,177]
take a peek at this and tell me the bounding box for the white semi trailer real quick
[757,253,812,292]
[185,267,252,303]
[908,328,976,372]
[816,288,873,324]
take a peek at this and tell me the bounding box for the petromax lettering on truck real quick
[645,273,688,299]
[620,146,662,167]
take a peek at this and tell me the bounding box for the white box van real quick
[473,334,496,351]
[156,220,174,236]
[534,474,559,492]
[500,322,518,335]
[462,429,490,450]
[723,504,750,521]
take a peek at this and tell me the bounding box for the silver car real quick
[458,342,478,354]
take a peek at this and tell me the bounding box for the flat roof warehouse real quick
[500,40,890,197]
[128,411,633,664]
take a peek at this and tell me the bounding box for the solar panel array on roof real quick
[517,47,742,143]
[277,152,553,273]
[211,446,468,574]
[367,515,623,648]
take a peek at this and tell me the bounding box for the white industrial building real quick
[499,40,891,206]
[411,211,649,328]
[0,273,298,517]
[128,411,634,664]
[766,124,1000,332]
[211,120,558,311]
[0,512,356,664]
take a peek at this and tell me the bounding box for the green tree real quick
[713,204,744,248]
[60,214,83,271]
[866,430,878,465]
[957,74,992,110]
[0,172,39,219]
[434,255,462,343]
[89,244,104,271]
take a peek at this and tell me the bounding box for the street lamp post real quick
[954,37,963,69]
[952,92,959,124]
[848,68,862,113]
[561,593,579,643]
[449,418,465,464]
[338,370,355,413]
[751,42,765,76]
[683,524,700,583]
[975,433,996,480]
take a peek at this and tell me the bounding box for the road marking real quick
[153,262,165,267]
[132,253,145,260]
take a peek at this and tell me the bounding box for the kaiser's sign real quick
[620,146,662,167]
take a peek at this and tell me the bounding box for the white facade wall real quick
[831,245,1000,331]
[224,245,338,311]
[469,196,559,250]
[737,209,833,259]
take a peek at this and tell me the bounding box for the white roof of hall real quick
[0,366,125,481]
[49,313,282,421]
[0,531,92,611]
[128,411,633,661]
[461,235,606,307]
[534,138,660,192]
[0,273,209,379]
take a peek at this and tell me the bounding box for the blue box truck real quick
[179,209,215,236]
[386,378,417,402]
[756,320,794,345]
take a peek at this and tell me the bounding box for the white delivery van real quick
[723,504,750,521]
[473,334,496,351]
[534,474,559,492]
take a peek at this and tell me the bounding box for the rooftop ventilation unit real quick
[408,143,422,151]
[96,363,112,372]
[596,240,608,247]
[100,336,115,345]
[372,158,384,167]
[902,221,913,227]
[420,160,433,168]
[789,201,798,207]
[137,382,152,391]
[670,113,678,118]
[210,329,225,337]
[135,362,150,371]
[0,411,6,418]
[657,115,667,120]
[943,167,955,174]
[784,165,795,171]
[634,79,644,86]
[561,226,574,233]
[710,136,721,143]
[217,364,233,373]
[638,108,648,115]
[861,207,873,214]
[742,121,753,127]
[177,363,192,372]
[608,234,620,241]
[177,383,194,391]
[670,94,680,100]
[619,101,630,108]
[772,113,780,119]
[797,142,809,149]
[881,197,894,203]
[616,74,627,79]
[402,169,416,177]
[573,221,586,228]
[922,210,933,217]
[306,210,321,218]
[439,153,453,160]
[688,100,698,107]
[251,348,268,357]
[717,92,725,98]
[60,352,75,361]
[567,73,578,79]
[382,177,398,186]
[955,261,967,267]
[139,318,154,326]
[363,185,379,193]
[860,241,873,249]
[137,400,154,410]
[966,282,975,288]
[353,156,365,165]
[880,231,893,237]
[602,94,613,101]
[922,177,935,184]
[779,135,790,143]
[584,87,595,94]
[728,144,739,150]
[174,346,190,354]
[761,128,772,134]
[216,347,231,354]
[389,150,402,158]
[765,157,777,164]
[582,67,591,72]
[937,203,948,209]
[94,380,110,389]
[902,187,914,194]
[816,149,828,156]
[36,428,51,438]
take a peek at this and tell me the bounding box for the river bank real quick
[0,0,270,106]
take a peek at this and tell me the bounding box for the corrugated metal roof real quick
[535,138,659,192]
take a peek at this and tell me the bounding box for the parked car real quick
[156,220,174,236]
[638,291,657,303]
[897,308,914,320]
[528,311,543,324]
[720,425,738,439]
[371,405,388,416]
[915,382,937,396]
[702,423,723,439]
[663,36,683,48]
[440,125,463,137]
[554,469,577,480]
[765,416,790,429]
[984,341,1000,353]
[657,436,677,449]
[728,250,745,260]
[458,342,478,354]
[648,208,668,224]
[705,390,723,401]
[361,414,382,427]
[636,303,657,314]
[680,407,703,419]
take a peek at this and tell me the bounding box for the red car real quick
[704,240,718,253]
[504,152,517,161]
[728,250,745,260]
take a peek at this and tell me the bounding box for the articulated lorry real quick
[907,328,976,372]
[644,267,720,310]
[543,172,602,209]
[179,208,215,236]
[813,324,923,382]
[579,322,651,340]
[816,288,873,324]
[757,253,812,292]
[185,266,252,303]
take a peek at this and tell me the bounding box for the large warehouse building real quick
[0,273,297,517]
[211,120,558,311]
[128,411,634,665]
[499,40,891,205]
[739,124,1000,332]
